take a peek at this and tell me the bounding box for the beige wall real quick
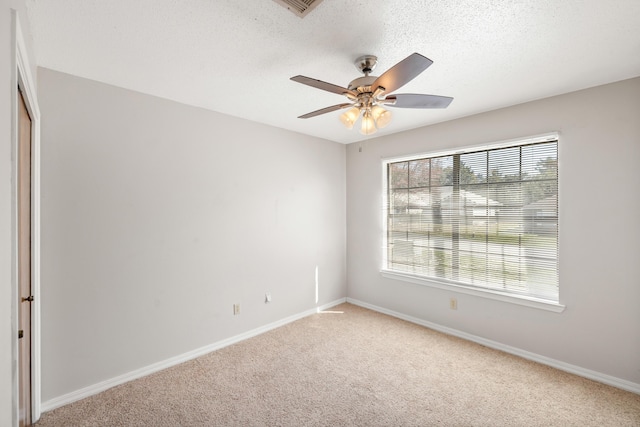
[38,68,347,402]
[347,77,640,385]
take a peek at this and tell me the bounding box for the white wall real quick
[0,3,14,423]
[347,77,640,385]
[1,1,37,425]
[38,68,346,402]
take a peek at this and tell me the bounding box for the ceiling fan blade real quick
[298,103,353,119]
[385,94,453,109]
[291,75,357,98]
[371,53,433,95]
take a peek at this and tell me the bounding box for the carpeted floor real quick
[36,303,640,426]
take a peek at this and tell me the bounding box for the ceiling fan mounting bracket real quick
[354,55,378,75]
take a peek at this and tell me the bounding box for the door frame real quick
[12,10,41,424]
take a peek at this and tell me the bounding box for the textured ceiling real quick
[26,0,640,144]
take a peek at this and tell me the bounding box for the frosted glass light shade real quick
[339,107,361,129]
[360,111,377,135]
[371,105,392,129]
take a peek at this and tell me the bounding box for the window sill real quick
[380,270,566,313]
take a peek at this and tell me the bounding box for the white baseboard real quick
[346,297,640,395]
[41,297,347,413]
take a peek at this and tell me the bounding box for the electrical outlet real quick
[450,298,457,310]
[233,304,240,315]
[265,292,272,303]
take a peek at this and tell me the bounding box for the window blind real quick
[385,139,558,301]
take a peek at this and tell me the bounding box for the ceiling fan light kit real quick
[291,53,453,136]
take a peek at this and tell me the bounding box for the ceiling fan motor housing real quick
[348,75,377,92]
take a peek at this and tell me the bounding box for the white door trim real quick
[12,10,42,424]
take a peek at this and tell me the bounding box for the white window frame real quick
[381,133,565,313]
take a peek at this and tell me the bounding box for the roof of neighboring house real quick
[403,189,502,208]
[523,195,557,210]
[454,190,502,207]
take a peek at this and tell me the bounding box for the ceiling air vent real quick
[272,0,324,18]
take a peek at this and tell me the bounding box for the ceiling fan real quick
[290,53,453,136]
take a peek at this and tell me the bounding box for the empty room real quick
[2,0,640,425]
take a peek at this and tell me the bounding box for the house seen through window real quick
[384,136,559,302]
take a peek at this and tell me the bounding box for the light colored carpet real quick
[36,303,640,426]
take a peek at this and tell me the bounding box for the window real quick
[383,135,559,303]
